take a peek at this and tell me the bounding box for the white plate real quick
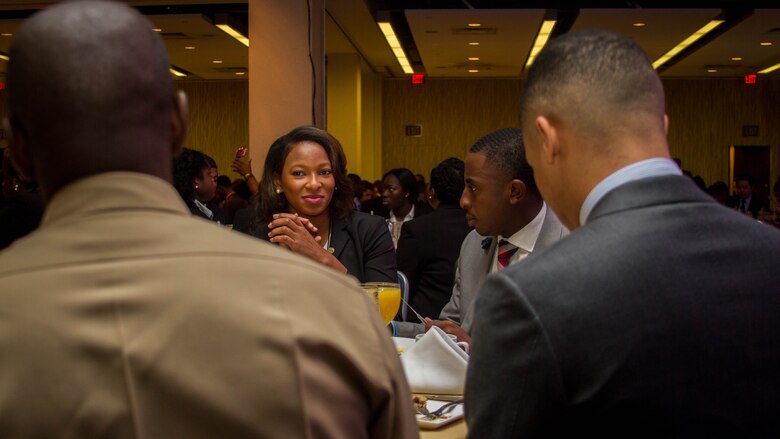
[416,399,465,430]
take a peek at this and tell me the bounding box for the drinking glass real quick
[360,282,401,324]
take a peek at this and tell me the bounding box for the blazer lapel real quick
[329,216,351,259]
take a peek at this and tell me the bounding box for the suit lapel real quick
[329,216,351,259]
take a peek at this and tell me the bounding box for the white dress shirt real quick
[490,203,547,273]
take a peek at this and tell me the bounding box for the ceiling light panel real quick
[378,21,414,74]
[148,14,248,80]
[524,20,556,70]
[406,9,545,77]
[663,9,780,77]
[572,9,720,74]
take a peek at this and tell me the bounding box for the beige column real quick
[248,0,325,176]
[326,53,361,176]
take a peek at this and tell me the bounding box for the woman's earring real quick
[195,184,199,189]
[275,188,282,194]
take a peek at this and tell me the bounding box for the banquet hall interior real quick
[0,0,777,197]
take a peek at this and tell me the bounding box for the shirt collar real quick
[580,158,681,226]
[42,172,190,226]
[388,204,415,223]
[498,202,547,254]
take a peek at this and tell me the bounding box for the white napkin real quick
[400,326,469,395]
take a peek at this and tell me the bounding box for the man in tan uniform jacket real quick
[0,2,418,438]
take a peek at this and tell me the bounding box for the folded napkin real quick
[400,326,469,395]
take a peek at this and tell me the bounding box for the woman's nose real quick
[306,174,322,188]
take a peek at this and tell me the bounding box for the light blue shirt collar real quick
[579,158,682,226]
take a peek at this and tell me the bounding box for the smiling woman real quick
[245,126,397,283]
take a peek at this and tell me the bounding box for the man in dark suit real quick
[396,157,472,320]
[466,30,780,437]
[727,173,765,218]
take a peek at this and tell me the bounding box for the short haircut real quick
[469,128,538,195]
[383,168,419,203]
[430,157,465,205]
[216,175,232,187]
[736,174,753,187]
[520,30,664,138]
[253,126,353,224]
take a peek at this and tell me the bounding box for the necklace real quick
[323,223,335,254]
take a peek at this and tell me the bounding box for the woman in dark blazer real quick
[247,126,396,283]
[381,167,432,247]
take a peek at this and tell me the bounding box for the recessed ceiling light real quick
[213,60,223,64]
[760,42,772,46]
[468,57,480,61]
[633,22,646,27]
[731,57,742,61]
[468,42,479,46]
[153,28,162,32]
[1,33,12,36]
[707,69,717,73]
[235,71,246,76]
[468,23,481,27]
[185,46,195,50]
[468,69,479,73]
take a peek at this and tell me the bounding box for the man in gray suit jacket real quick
[395,128,567,342]
[466,30,780,437]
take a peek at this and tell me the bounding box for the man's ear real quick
[508,179,527,205]
[663,113,670,136]
[535,115,560,165]
[4,118,35,182]
[171,90,188,157]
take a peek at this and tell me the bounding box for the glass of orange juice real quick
[361,282,401,324]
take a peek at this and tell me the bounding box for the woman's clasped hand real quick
[267,213,325,259]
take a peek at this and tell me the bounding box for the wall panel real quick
[177,80,248,179]
[381,77,780,189]
[382,78,522,178]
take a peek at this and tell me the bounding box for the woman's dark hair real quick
[253,126,353,224]
[430,157,465,205]
[172,148,210,204]
[383,167,418,205]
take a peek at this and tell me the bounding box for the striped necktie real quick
[497,239,519,270]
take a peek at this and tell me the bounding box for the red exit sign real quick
[744,74,757,84]
[411,73,425,85]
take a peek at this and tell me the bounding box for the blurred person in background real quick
[0,148,43,250]
[382,167,432,246]
[396,157,472,320]
[172,148,221,223]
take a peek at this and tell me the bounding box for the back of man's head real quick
[469,128,538,196]
[520,29,665,146]
[7,0,185,200]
